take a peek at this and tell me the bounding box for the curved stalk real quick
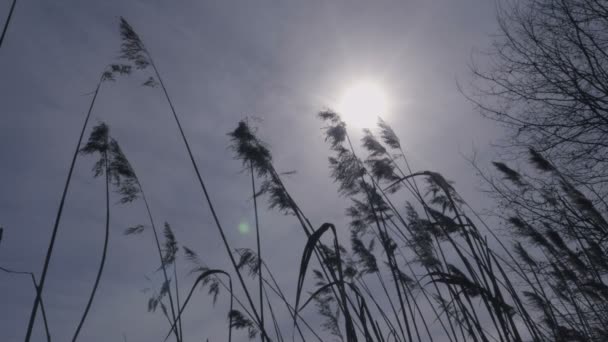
[137,185,181,342]
[71,150,110,341]
[142,54,267,338]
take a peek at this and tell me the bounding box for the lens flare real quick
[238,221,250,234]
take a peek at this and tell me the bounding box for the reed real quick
[23,64,131,342]
[72,123,143,341]
[117,18,268,338]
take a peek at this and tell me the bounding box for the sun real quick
[338,81,388,129]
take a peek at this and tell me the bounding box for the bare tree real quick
[469,0,608,194]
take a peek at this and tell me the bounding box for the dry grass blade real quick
[163,270,233,342]
[0,0,18,50]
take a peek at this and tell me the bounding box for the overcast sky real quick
[0,1,504,341]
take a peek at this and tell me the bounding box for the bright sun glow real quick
[338,81,388,129]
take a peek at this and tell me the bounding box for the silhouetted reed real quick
[72,123,142,341]
[117,18,268,339]
[23,64,131,342]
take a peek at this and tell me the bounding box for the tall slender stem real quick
[138,186,181,342]
[71,150,111,341]
[173,263,183,341]
[24,75,103,342]
[250,162,264,341]
[146,59,266,338]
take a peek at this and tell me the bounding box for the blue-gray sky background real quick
[1,1,504,341]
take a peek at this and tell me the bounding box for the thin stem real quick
[138,185,181,342]
[173,263,183,342]
[24,75,103,342]
[71,150,111,341]
[0,0,18,50]
[146,58,266,338]
[31,275,52,342]
[0,267,51,342]
[251,162,265,342]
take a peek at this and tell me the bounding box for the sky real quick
[0,0,504,341]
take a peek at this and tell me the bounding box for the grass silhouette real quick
[6,15,608,342]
